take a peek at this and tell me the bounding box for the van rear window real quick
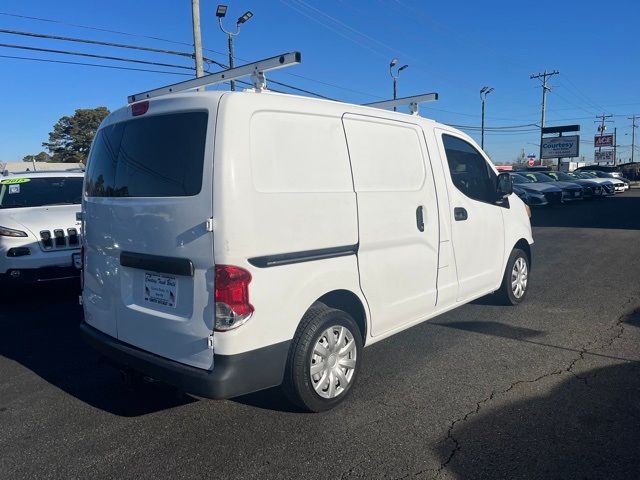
[85,112,208,197]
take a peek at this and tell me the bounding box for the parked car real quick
[0,171,83,284]
[542,171,604,199]
[510,173,563,206]
[571,171,616,196]
[580,171,628,192]
[576,165,624,179]
[79,88,534,412]
[519,172,584,202]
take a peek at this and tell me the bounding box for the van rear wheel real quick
[496,248,530,305]
[283,304,362,412]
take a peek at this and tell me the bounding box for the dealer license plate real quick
[144,272,177,308]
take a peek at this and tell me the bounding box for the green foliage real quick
[43,107,110,163]
[22,151,52,163]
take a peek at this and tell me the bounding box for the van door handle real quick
[416,206,425,232]
[454,207,468,221]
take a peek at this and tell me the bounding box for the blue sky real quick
[1,0,639,163]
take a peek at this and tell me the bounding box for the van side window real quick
[442,134,496,203]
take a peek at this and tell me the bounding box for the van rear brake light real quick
[131,101,149,116]
[214,265,254,331]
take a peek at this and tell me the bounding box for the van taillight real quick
[131,101,149,116]
[214,265,254,331]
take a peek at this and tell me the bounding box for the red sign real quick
[528,158,535,166]
[594,135,614,147]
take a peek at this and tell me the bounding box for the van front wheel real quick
[283,304,362,412]
[497,248,530,305]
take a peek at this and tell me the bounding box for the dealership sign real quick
[541,135,579,159]
[594,135,614,147]
[594,150,615,162]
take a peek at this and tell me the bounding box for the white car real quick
[80,75,533,412]
[0,171,83,284]
[579,171,628,192]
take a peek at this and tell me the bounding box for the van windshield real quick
[0,177,83,209]
[85,111,208,197]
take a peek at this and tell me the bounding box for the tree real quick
[43,107,109,163]
[22,151,51,163]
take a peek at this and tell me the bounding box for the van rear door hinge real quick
[205,217,214,232]
[207,333,214,349]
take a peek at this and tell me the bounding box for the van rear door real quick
[83,107,215,369]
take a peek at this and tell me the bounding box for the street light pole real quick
[480,86,494,151]
[389,58,408,112]
[217,5,253,92]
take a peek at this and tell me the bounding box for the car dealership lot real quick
[2,191,639,479]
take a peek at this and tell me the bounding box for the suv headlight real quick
[0,226,27,237]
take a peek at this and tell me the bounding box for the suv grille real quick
[40,229,80,250]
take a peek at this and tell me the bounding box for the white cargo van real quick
[80,56,532,411]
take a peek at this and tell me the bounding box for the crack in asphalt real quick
[431,304,636,480]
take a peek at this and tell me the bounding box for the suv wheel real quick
[283,304,362,412]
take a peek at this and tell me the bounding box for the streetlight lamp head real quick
[389,58,398,68]
[398,64,409,72]
[487,87,495,94]
[216,5,228,18]
[237,11,253,24]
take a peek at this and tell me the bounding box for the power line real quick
[0,28,200,60]
[0,11,346,99]
[0,54,193,76]
[0,42,194,70]
[0,11,198,48]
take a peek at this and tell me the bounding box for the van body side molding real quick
[248,244,358,268]
[120,251,194,277]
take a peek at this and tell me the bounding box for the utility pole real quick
[594,113,613,163]
[191,0,205,91]
[480,86,494,150]
[629,115,638,163]
[613,127,617,165]
[530,70,559,165]
[595,113,613,152]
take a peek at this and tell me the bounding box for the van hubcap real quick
[310,325,357,399]
[511,257,528,299]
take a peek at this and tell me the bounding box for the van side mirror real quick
[496,172,513,200]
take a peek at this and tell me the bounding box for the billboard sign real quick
[594,150,614,163]
[541,135,579,159]
[594,135,614,147]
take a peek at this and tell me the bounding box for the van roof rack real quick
[364,93,438,115]
[128,52,302,103]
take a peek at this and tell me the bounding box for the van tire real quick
[283,304,362,412]
[496,248,530,305]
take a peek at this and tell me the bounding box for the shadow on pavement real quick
[436,362,640,479]
[0,281,196,417]
[531,192,640,230]
[431,320,544,341]
[232,386,303,413]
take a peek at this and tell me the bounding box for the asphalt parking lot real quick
[2,190,639,480]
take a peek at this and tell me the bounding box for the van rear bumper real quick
[80,321,291,399]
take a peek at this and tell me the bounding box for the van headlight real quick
[0,226,27,237]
